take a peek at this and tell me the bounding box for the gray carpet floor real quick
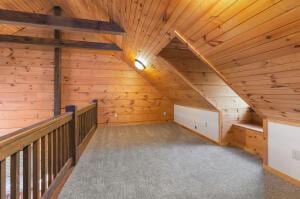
[59,123,300,199]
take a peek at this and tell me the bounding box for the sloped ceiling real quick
[159,37,254,141]
[1,0,300,122]
[159,38,249,111]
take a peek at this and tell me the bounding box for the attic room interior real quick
[0,0,300,198]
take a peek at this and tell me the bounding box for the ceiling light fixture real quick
[134,59,146,70]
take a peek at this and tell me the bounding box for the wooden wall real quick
[0,43,54,136]
[61,48,173,126]
[159,38,253,142]
[0,29,173,134]
[1,0,300,126]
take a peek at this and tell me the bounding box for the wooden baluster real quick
[65,124,69,160]
[63,124,67,164]
[86,112,88,136]
[89,110,92,131]
[82,115,84,142]
[23,146,32,199]
[0,159,6,199]
[89,111,91,130]
[92,109,95,127]
[65,124,68,163]
[10,152,20,199]
[93,99,98,128]
[48,132,53,187]
[41,136,47,195]
[86,111,90,136]
[91,110,94,128]
[60,125,65,168]
[83,113,86,138]
[60,125,64,165]
[92,108,95,127]
[82,114,85,140]
[58,127,62,171]
[65,105,78,165]
[87,111,90,133]
[64,124,68,163]
[53,129,57,177]
[33,140,40,199]
[78,116,81,144]
[80,115,83,143]
[85,112,87,138]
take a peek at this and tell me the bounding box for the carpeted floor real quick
[59,123,300,199]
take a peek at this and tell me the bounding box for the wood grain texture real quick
[228,123,264,159]
[61,48,173,126]
[0,8,125,34]
[159,38,253,143]
[0,43,54,135]
[0,34,122,51]
[0,0,300,124]
[0,32,173,133]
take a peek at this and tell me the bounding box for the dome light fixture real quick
[134,59,146,70]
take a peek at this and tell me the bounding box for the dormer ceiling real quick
[1,0,300,122]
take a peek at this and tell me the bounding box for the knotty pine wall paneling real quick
[61,48,173,126]
[1,0,300,125]
[0,43,54,135]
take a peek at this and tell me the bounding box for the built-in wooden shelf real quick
[232,123,263,133]
[228,123,264,159]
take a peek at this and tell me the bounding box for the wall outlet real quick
[114,113,118,118]
[292,150,300,160]
[163,112,167,116]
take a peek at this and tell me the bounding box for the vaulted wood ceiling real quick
[1,0,300,123]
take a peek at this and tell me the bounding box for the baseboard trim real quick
[174,122,220,145]
[263,164,300,187]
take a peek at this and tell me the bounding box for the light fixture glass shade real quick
[134,59,146,70]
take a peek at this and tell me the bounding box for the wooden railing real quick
[0,100,98,199]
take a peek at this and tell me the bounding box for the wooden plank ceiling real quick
[0,0,300,123]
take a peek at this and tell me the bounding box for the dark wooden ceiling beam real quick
[0,34,122,51]
[0,9,125,35]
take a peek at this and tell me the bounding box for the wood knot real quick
[1,48,14,57]
[266,35,272,39]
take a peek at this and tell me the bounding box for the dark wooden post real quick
[0,160,6,199]
[65,105,78,166]
[92,99,98,128]
[54,6,62,116]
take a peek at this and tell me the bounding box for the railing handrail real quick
[0,100,98,199]
[77,103,96,116]
[0,113,72,142]
[0,116,61,142]
[0,113,72,161]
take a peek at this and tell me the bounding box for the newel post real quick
[65,105,78,166]
[92,99,98,128]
